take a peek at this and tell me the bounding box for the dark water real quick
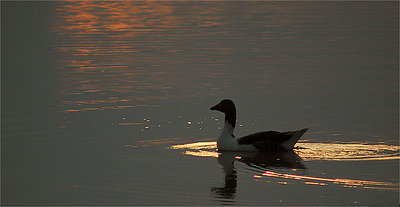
[2,1,398,205]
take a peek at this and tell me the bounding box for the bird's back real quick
[237,128,308,151]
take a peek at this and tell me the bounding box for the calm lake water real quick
[2,1,399,205]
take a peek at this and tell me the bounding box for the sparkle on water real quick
[170,141,400,161]
[170,141,399,192]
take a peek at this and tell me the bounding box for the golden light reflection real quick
[294,142,400,161]
[170,141,399,192]
[170,141,217,150]
[52,1,178,111]
[170,141,400,161]
[258,170,398,191]
[54,1,176,35]
[170,141,219,157]
[54,0,227,62]
[185,151,219,158]
[60,104,139,113]
[53,1,235,112]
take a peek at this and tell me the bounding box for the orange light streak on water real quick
[170,141,399,191]
[168,141,399,191]
[53,1,236,111]
[170,141,400,161]
[53,1,184,110]
[295,142,400,161]
[259,170,398,191]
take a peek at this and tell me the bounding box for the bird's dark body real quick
[211,99,308,151]
[237,131,294,151]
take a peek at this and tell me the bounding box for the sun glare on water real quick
[169,141,399,191]
[170,141,399,161]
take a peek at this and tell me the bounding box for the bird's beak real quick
[210,103,221,111]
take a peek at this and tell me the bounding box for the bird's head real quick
[210,99,236,115]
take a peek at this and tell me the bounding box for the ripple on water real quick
[169,141,400,161]
[169,141,399,192]
[294,142,400,161]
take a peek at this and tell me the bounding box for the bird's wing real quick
[237,131,293,148]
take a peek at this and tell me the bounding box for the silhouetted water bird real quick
[210,99,308,151]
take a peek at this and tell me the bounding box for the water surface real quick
[2,1,398,205]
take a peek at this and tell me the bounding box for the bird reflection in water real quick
[211,150,305,204]
[210,152,237,202]
[169,141,399,204]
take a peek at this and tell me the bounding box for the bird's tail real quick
[280,128,308,150]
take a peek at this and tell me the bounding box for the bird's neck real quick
[217,111,237,144]
[221,120,235,137]
[221,110,236,137]
[225,110,236,129]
